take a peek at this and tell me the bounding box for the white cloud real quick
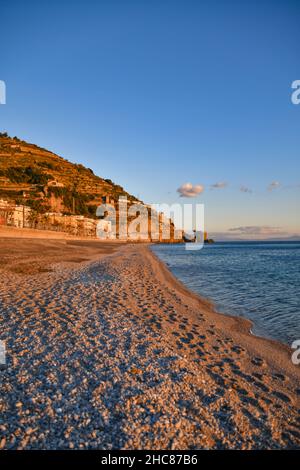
[210,181,228,189]
[267,181,281,191]
[228,225,283,235]
[177,182,204,198]
[240,185,253,193]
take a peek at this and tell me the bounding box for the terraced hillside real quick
[0,132,138,217]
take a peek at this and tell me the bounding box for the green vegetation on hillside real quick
[5,167,51,185]
[0,133,139,217]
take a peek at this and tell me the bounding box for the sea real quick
[151,241,300,346]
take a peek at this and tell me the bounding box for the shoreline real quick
[147,245,299,382]
[150,245,290,348]
[151,242,299,350]
[0,237,299,449]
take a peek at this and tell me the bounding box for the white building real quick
[0,199,31,228]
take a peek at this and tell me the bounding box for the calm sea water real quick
[151,242,300,346]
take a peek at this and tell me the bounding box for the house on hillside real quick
[101,195,115,206]
[47,180,64,188]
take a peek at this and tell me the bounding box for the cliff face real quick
[0,133,138,217]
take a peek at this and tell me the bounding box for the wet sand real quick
[0,237,299,449]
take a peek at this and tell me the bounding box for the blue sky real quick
[1,0,299,239]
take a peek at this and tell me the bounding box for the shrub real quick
[6,167,51,185]
[26,198,50,213]
[37,161,56,171]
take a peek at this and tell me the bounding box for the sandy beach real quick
[0,235,299,449]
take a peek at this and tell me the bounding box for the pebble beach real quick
[0,236,299,449]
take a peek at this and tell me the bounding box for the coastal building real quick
[0,196,183,242]
[0,199,12,226]
[45,212,97,237]
[11,205,32,228]
[0,199,31,228]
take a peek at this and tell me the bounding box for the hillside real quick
[0,132,138,217]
